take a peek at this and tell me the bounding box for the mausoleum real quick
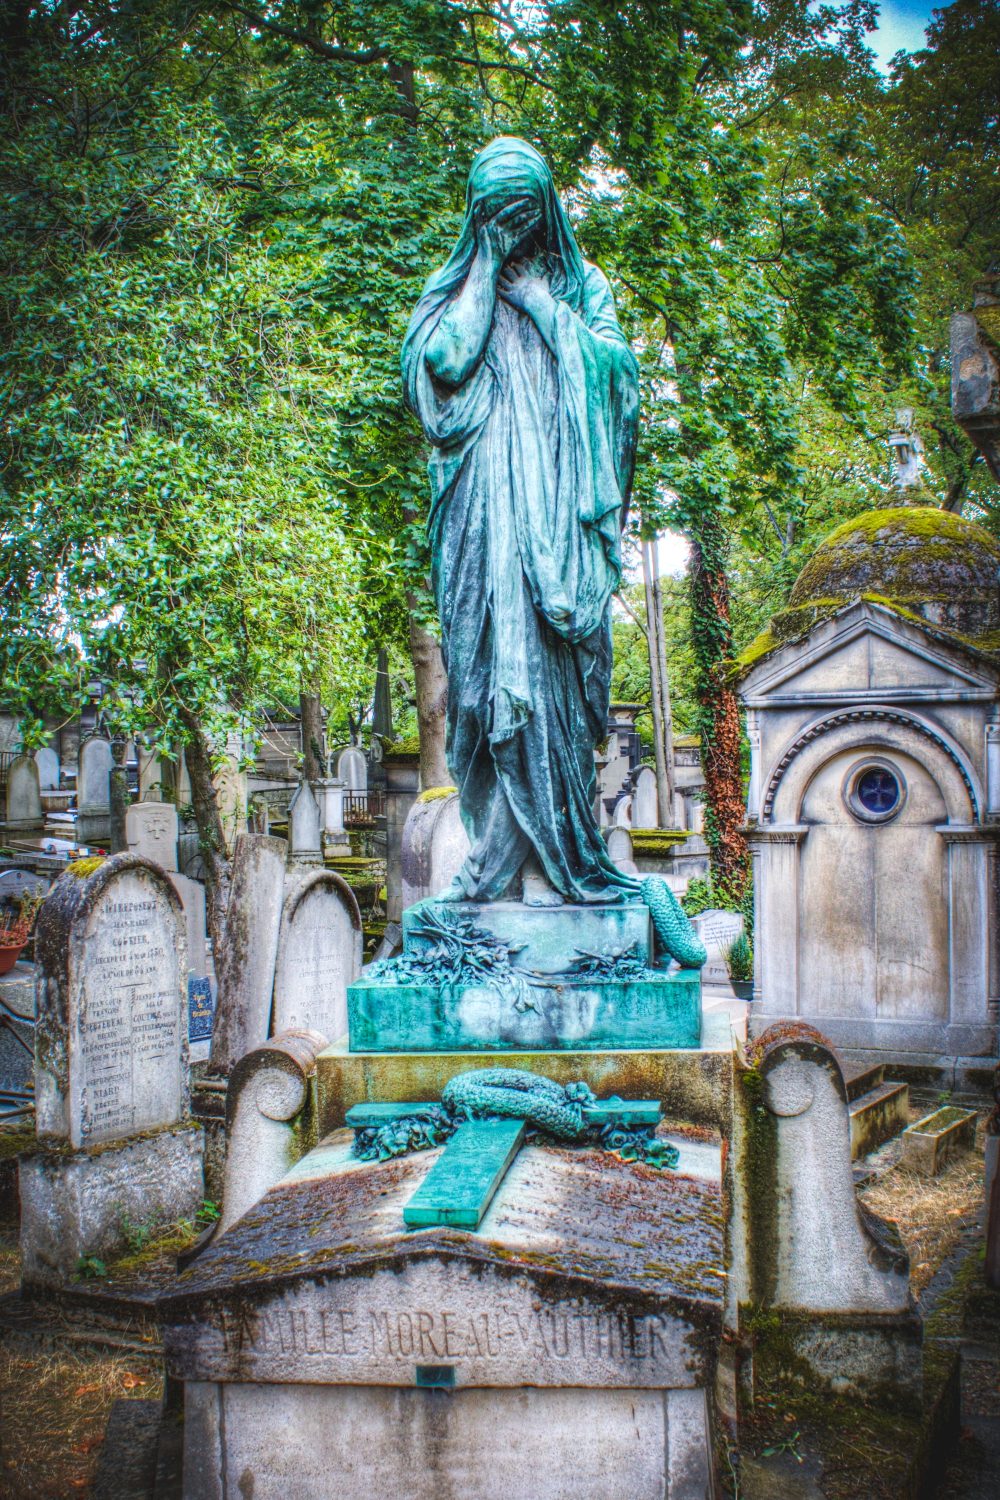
[739,504,1000,1082]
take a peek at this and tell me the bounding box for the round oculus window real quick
[846,762,904,824]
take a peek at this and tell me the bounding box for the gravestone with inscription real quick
[21,854,203,1284]
[691,907,745,989]
[271,870,362,1042]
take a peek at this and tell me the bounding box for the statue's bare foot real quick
[522,869,564,907]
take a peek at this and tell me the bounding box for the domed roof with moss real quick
[737,505,1000,674]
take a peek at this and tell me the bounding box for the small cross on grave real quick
[345,1096,662,1230]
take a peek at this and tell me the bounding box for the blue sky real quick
[868,0,937,71]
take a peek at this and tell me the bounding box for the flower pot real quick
[0,941,26,976]
[730,979,753,1000]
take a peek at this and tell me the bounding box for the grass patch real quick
[0,1347,162,1498]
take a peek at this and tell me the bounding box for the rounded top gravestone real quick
[271,869,362,1046]
[34,853,188,1148]
[4,754,42,828]
[401,792,471,908]
[336,747,367,794]
[78,736,113,813]
[34,747,59,791]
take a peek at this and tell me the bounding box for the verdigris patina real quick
[402,136,642,909]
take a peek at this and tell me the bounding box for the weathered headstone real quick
[316,778,351,855]
[612,794,632,828]
[287,780,322,866]
[76,736,113,842]
[34,747,59,791]
[209,834,287,1075]
[606,826,637,875]
[213,733,247,855]
[126,800,179,869]
[125,800,207,984]
[272,870,362,1041]
[34,854,188,1144]
[4,754,43,830]
[632,767,658,830]
[337,746,367,794]
[22,854,203,1284]
[691,908,744,987]
[401,791,471,908]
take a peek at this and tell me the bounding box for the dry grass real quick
[858,1127,984,1299]
[0,1346,162,1499]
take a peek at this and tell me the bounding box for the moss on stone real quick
[385,734,421,757]
[417,785,457,802]
[66,855,105,878]
[788,506,1000,614]
[736,506,1000,677]
[631,830,691,857]
[974,303,1000,351]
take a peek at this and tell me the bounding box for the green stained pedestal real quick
[348,968,701,1053]
[349,897,702,1054]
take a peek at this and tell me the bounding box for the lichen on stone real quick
[736,505,1000,675]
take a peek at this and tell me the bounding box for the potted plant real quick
[724,930,754,1000]
[0,892,43,975]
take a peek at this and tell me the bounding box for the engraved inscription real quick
[76,871,183,1145]
[219,1303,671,1364]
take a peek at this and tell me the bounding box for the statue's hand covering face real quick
[402,138,641,906]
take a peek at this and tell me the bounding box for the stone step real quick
[849,1080,910,1160]
[841,1060,885,1102]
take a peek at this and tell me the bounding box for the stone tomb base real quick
[317,1001,735,1134]
[161,1130,724,1500]
[182,1383,710,1500]
[347,898,702,1052]
[19,1123,204,1286]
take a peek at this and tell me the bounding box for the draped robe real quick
[402,140,641,904]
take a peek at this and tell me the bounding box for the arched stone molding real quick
[762,706,981,827]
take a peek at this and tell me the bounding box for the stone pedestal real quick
[348,899,702,1053]
[20,1123,204,1287]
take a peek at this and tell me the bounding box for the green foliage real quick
[681,876,715,917]
[75,1254,107,1280]
[724,929,754,984]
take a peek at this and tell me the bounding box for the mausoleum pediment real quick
[741,602,998,707]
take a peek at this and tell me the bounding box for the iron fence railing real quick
[0,747,24,789]
[343,790,386,827]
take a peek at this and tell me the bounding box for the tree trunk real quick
[177,705,232,948]
[641,536,676,827]
[406,597,450,789]
[688,512,750,903]
[299,691,324,781]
